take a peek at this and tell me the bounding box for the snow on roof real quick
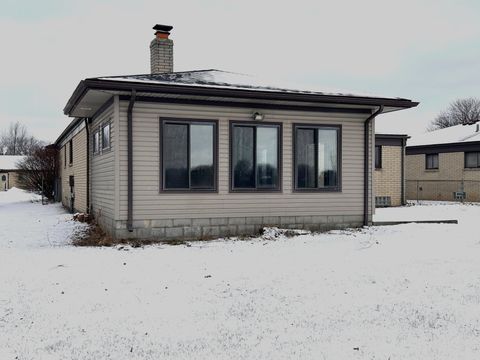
[408,122,480,147]
[97,69,408,101]
[0,155,26,170]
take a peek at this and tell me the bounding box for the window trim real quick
[465,151,480,169]
[425,153,439,170]
[375,145,382,169]
[293,123,342,193]
[101,122,111,151]
[159,117,218,193]
[229,120,283,193]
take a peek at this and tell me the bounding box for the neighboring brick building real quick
[0,155,26,191]
[374,134,408,207]
[406,122,480,202]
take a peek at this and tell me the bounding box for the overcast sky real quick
[1,0,479,143]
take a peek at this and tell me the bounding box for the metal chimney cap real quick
[153,24,173,34]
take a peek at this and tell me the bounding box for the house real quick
[374,134,409,207]
[54,119,88,212]
[57,24,418,240]
[0,155,26,191]
[406,122,480,202]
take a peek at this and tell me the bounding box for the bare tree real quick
[0,121,44,155]
[429,98,480,131]
[16,146,57,199]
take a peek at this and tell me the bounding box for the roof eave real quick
[64,78,419,117]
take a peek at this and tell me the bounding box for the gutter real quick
[84,118,90,213]
[364,105,384,226]
[127,90,136,232]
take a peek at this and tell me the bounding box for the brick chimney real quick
[150,24,173,74]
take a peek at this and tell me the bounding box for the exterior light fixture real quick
[252,112,264,121]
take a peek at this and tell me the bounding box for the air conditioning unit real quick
[375,196,391,207]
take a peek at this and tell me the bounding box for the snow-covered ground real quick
[1,189,480,359]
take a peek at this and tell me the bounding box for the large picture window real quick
[294,124,341,191]
[230,122,281,191]
[465,152,480,168]
[161,119,217,191]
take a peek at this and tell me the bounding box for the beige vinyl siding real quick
[117,101,372,221]
[58,127,88,213]
[90,101,116,230]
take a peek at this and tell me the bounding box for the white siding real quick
[116,101,372,221]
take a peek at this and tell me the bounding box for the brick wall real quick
[406,152,480,201]
[150,38,173,73]
[374,145,403,206]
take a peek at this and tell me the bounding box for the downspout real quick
[127,90,136,232]
[364,105,384,226]
[401,137,406,205]
[84,118,90,213]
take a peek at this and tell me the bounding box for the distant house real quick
[406,122,480,202]
[0,155,26,191]
[374,134,409,207]
[56,24,418,240]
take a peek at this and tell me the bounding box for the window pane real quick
[318,129,338,187]
[256,127,278,188]
[466,152,478,168]
[164,123,189,188]
[233,126,255,188]
[94,132,99,153]
[433,154,439,168]
[296,128,316,188]
[102,124,110,149]
[375,146,381,168]
[190,124,214,188]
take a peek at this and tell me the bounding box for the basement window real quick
[161,119,217,191]
[425,153,438,169]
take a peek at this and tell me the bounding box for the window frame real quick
[159,118,218,193]
[425,153,439,170]
[101,122,111,151]
[375,145,382,169]
[293,123,342,193]
[229,120,283,193]
[464,151,480,169]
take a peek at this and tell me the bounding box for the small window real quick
[426,153,439,169]
[465,152,480,168]
[230,122,281,191]
[161,119,217,191]
[93,131,100,155]
[64,146,67,168]
[375,145,382,169]
[69,139,73,165]
[102,123,111,150]
[294,125,340,191]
